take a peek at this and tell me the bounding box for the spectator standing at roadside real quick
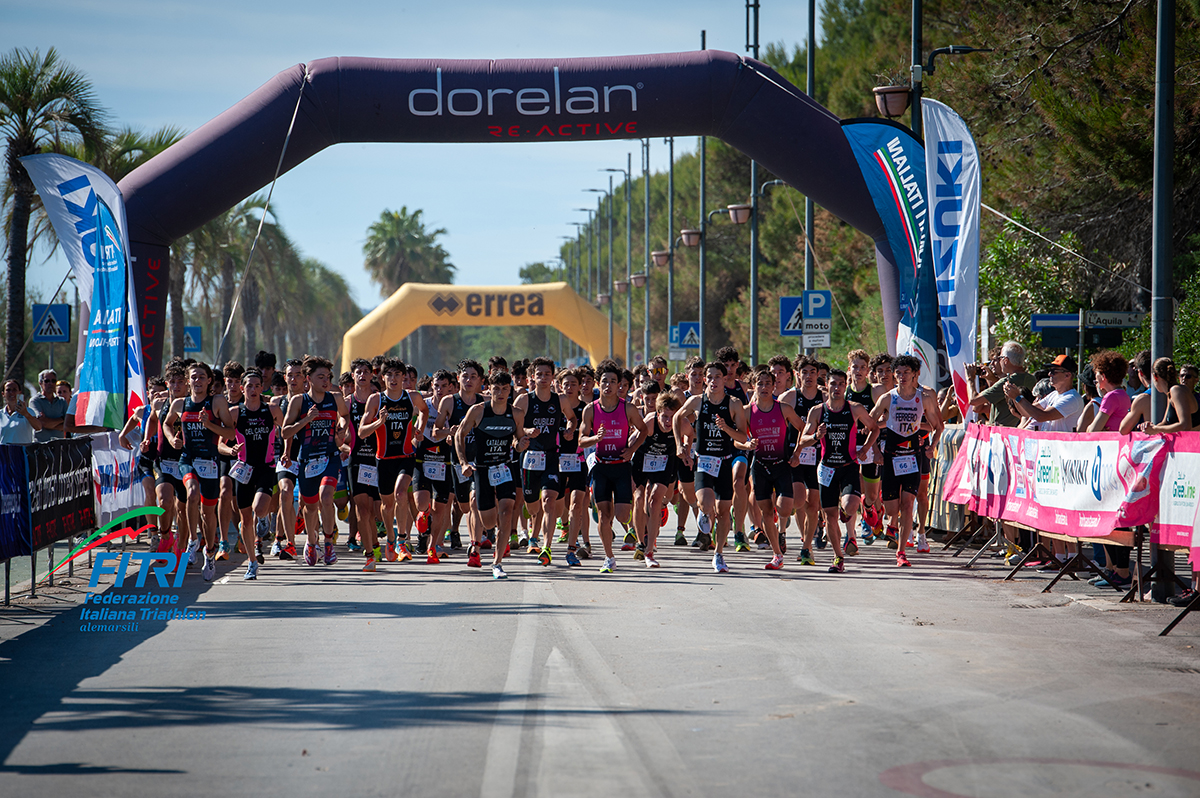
[1006,355,1085,432]
[1141,358,1199,434]
[1,380,42,444]
[1086,351,1131,433]
[30,369,68,442]
[966,341,1037,427]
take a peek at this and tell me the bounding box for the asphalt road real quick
[2,519,1199,798]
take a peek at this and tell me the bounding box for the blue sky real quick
[8,0,819,311]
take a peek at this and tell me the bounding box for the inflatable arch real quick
[342,282,624,371]
[117,50,898,374]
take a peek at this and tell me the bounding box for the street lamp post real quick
[573,209,595,305]
[642,139,651,363]
[587,184,614,358]
[603,158,634,364]
[666,137,676,339]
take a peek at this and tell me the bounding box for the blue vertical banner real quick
[21,154,146,428]
[0,445,31,561]
[841,120,938,379]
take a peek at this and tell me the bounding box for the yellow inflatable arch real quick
[341,282,626,373]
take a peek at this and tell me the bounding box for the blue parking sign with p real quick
[804,290,832,318]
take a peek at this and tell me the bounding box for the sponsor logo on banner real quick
[1035,448,1060,499]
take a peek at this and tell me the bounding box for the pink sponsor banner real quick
[942,424,1170,538]
[1149,433,1200,567]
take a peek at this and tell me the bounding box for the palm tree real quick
[362,207,455,296]
[0,47,105,382]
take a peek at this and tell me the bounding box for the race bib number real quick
[585,452,598,472]
[357,464,378,488]
[160,459,181,479]
[522,450,547,471]
[797,447,817,466]
[643,454,668,473]
[696,455,722,477]
[277,460,299,476]
[423,460,447,482]
[817,463,835,487]
[892,454,918,476]
[488,464,512,487]
[559,453,581,473]
[455,464,470,483]
[340,452,351,467]
[194,458,218,480]
[856,446,875,465]
[304,456,329,479]
[229,460,253,485]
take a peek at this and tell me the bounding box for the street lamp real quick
[584,185,614,358]
[573,209,595,304]
[910,0,991,139]
[603,158,634,365]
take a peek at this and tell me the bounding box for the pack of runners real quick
[125,346,943,582]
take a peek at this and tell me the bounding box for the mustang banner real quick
[842,119,938,376]
[20,154,146,429]
[922,99,981,417]
[942,424,1171,537]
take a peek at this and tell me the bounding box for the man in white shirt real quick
[1005,354,1085,432]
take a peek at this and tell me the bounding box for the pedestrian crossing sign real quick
[183,326,202,353]
[678,322,700,348]
[32,304,70,342]
[779,296,804,337]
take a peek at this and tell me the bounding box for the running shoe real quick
[576,543,592,559]
[467,546,482,568]
[733,531,750,553]
[243,561,259,580]
[798,548,815,566]
[916,534,930,554]
[674,531,688,546]
[863,504,880,529]
[481,532,494,550]
[255,539,266,565]
[527,536,541,554]
[1168,588,1197,607]
[712,552,729,573]
[397,540,413,562]
[557,520,568,543]
[148,532,160,552]
[269,537,282,558]
[492,564,508,580]
[215,540,230,562]
[323,541,337,565]
[517,534,528,550]
[828,556,845,574]
[337,504,349,522]
[599,557,616,574]
[281,543,297,561]
[621,531,637,551]
[347,540,362,553]
[765,554,784,570]
[202,548,216,581]
[187,537,200,566]
[845,536,859,557]
[450,530,463,549]
[697,513,713,539]
[304,543,317,566]
[417,511,430,536]
[1004,545,1023,566]
[778,532,787,554]
[157,532,175,554]
[385,541,399,562]
[427,548,440,565]
[660,506,669,527]
[633,543,646,561]
[896,551,911,567]
[565,549,582,567]
[362,556,376,572]
[645,553,660,568]
[885,529,898,550]
[416,534,430,556]
[814,528,827,550]
[538,546,552,566]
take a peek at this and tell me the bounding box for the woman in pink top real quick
[1086,351,1131,432]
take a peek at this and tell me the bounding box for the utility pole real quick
[747,0,761,365]
[699,29,708,361]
